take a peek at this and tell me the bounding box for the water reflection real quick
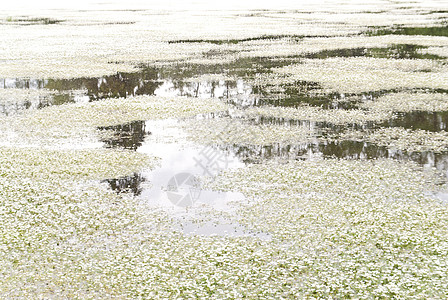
[250,116,372,133]
[4,52,448,179]
[0,101,32,116]
[2,51,446,116]
[45,69,162,100]
[103,173,146,196]
[366,44,444,60]
[168,34,303,45]
[4,17,63,25]
[131,121,270,238]
[1,78,47,89]
[220,141,386,163]
[368,26,448,37]
[0,92,79,116]
[154,78,254,103]
[257,80,359,108]
[0,66,254,110]
[222,141,448,177]
[305,44,445,60]
[97,120,149,150]
[251,110,448,134]
[382,111,448,132]
[0,77,88,115]
[94,115,448,181]
[102,129,448,195]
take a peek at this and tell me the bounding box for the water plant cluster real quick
[1,0,448,298]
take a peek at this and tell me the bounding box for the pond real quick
[2,7,448,296]
[2,43,448,194]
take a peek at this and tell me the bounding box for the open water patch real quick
[6,53,445,116]
[168,34,304,45]
[102,173,146,196]
[98,119,269,238]
[218,141,448,178]
[366,25,448,37]
[3,17,64,25]
[381,111,448,132]
[304,44,446,60]
[5,53,448,193]
[97,120,150,150]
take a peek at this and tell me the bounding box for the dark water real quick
[381,111,448,132]
[222,141,448,169]
[97,120,149,150]
[1,42,445,112]
[169,25,448,44]
[2,42,445,115]
[2,46,448,193]
[305,44,446,60]
[367,26,448,37]
[102,173,146,196]
[168,34,305,45]
[98,115,448,196]
[4,17,63,25]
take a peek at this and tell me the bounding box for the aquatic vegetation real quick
[183,117,320,146]
[205,158,448,298]
[0,88,55,103]
[367,25,448,37]
[244,105,393,125]
[0,147,390,298]
[168,34,304,45]
[98,120,149,150]
[234,35,448,60]
[2,1,448,298]
[3,16,63,25]
[340,127,448,152]
[0,95,228,148]
[35,95,228,127]
[0,88,58,115]
[360,91,448,112]
[0,146,157,181]
[304,44,446,60]
[0,59,140,80]
[2,147,447,298]
[383,110,448,132]
[419,46,448,58]
[0,2,446,80]
[274,57,448,93]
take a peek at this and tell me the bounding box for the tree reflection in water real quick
[97,120,149,151]
[102,173,146,196]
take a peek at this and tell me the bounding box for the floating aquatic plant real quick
[339,127,448,152]
[205,158,448,298]
[420,46,448,58]
[0,146,158,180]
[2,2,448,298]
[0,88,55,103]
[182,117,320,146]
[244,105,393,125]
[0,95,228,149]
[360,91,448,112]
[274,57,448,93]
